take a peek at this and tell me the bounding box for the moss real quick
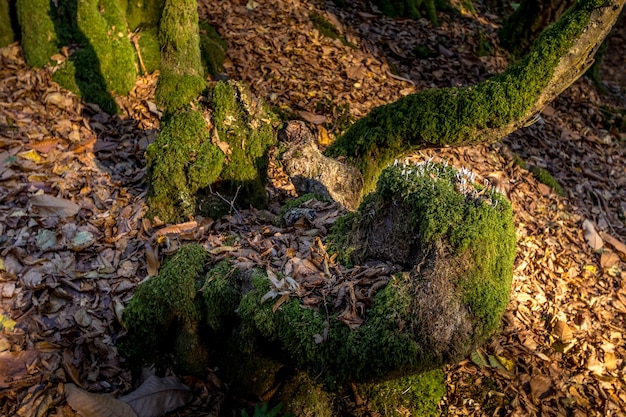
[146,108,225,223]
[199,21,227,76]
[136,27,161,74]
[0,0,16,48]
[309,12,355,48]
[16,0,58,67]
[121,244,208,368]
[513,155,527,169]
[201,261,241,331]
[359,369,445,417]
[155,71,207,110]
[126,0,164,31]
[155,0,206,111]
[413,44,437,59]
[211,81,278,207]
[530,166,565,196]
[326,0,609,196]
[277,372,334,417]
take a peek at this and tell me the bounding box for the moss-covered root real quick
[15,0,58,67]
[358,369,446,417]
[199,21,227,76]
[372,0,440,24]
[0,0,16,48]
[325,0,613,195]
[155,0,206,111]
[146,107,224,223]
[121,244,209,369]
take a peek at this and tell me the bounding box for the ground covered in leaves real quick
[1,0,625,416]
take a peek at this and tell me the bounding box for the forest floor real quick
[1,0,625,416]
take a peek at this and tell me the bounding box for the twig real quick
[130,30,148,75]
[209,185,250,231]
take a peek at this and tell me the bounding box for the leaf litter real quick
[1,1,626,416]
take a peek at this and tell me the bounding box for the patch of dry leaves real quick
[1,1,625,416]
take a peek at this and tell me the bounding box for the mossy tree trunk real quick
[499,0,575,58]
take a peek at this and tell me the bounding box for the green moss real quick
[199,21,227,76]
[359,369,445,417]
[0,0,16,48]
[155,0,205,111]
[121,244,208,367]
[136,27,161,74]
[513,155,527,169]
[146,108,225,223]
[309,12,355,48]
[126,0,164,31]
[326,162,515,363]
[277,372,333,417]
[16,0,58,67]
[202,261,241,331]
[155,71,207,110]
[413,44,437,59]
[326,0,608,196]
[211,81,278,207]
[530,166,565,196]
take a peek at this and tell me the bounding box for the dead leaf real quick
[582,219,603,251]
[0,350,38,389]
[552,320,573,343]
[599,231,626,256]
[600,250,620,269]
[65,383,138,417]
[145,242,160,277]
[296,110,327,125]
[30,194,81,217]
[119,375,192,417]
[529,375,552,401]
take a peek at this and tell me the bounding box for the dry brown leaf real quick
[65,383,138,417]
[145,242,160,277]
[0,350,38,389]
[119,375,192,417]
[30,194,81,217]
[296,110,327,125]
[529,375,552,401]
[599,231,626,256]
[552,320,573,343]
[582,219,603,251]
[600,250,620,269]
[272,293,290,312]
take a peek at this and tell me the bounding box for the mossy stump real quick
[146,81,278,223]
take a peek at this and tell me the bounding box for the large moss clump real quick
[0,0,16,48]
[328,161,516,343]
[146,107,225,223]
[326,0,609,195]
[146,80,277,223]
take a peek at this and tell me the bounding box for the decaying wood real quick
[280,121,363,210]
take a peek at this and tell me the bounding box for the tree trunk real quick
[500,0,575,58]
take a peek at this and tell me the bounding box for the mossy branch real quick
[325,0,624,196]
